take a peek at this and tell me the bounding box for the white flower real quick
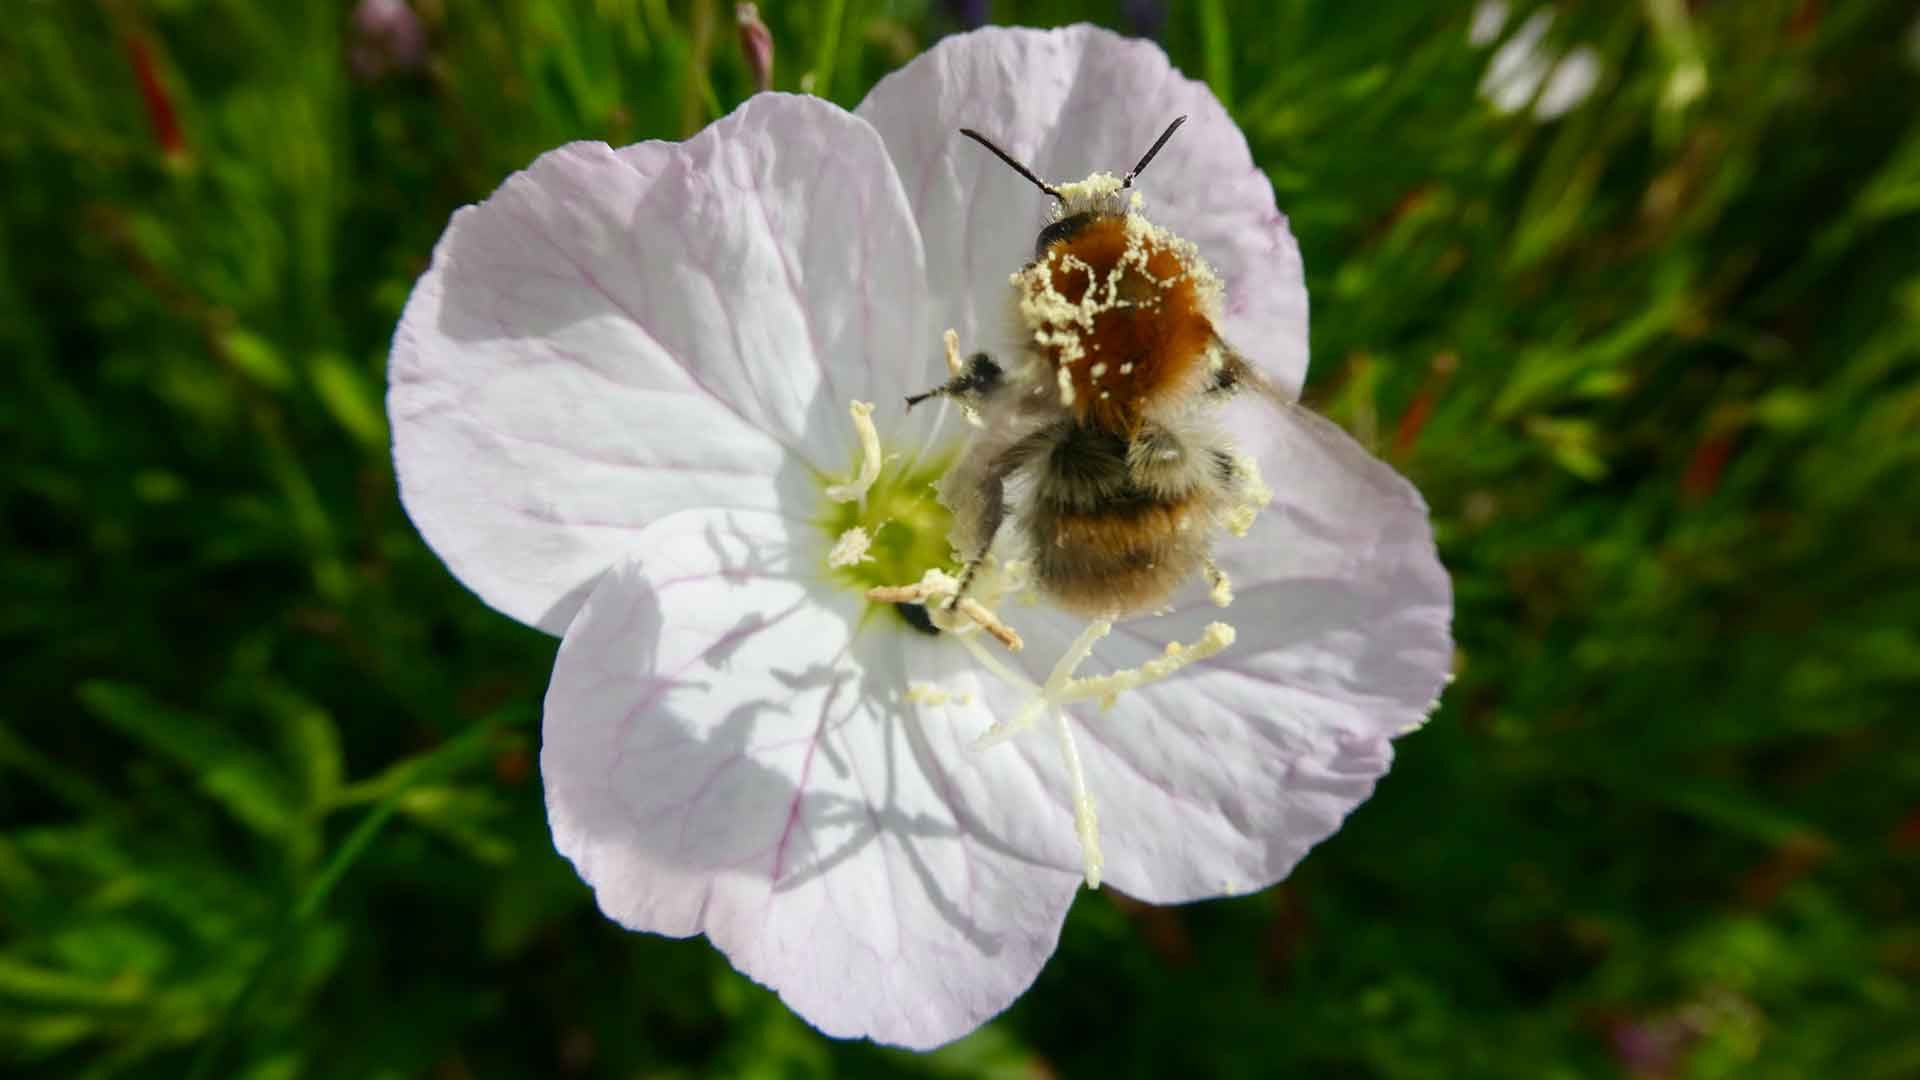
[389,25,1452,1049]
[1468,1,1511,48]
[1477,8,1603,121]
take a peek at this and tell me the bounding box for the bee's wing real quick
[1208,336,1296,411]
[1207,335,1438,530]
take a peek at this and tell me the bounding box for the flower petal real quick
[1090,403,1450,902]
[857,24,1309,394]
[390,94,930,634]
[543,507,1078,1049]
[906,403,1451,903]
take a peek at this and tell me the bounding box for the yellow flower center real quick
[817,408,955,632]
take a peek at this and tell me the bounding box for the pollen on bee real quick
[1014,201,1225,435]
[1206,562,1234,607]
[1222,452,1273,538]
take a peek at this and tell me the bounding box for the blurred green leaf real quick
[76,683,301,843]
[306,351,385,450]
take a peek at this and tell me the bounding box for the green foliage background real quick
[4,1,1918,1076]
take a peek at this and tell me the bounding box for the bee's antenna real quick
[1122,115,1188,188]
[959,128,1063,202]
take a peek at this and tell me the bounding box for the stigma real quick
[879,551,1241,891]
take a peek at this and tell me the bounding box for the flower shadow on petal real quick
[428,215,840,626]
[545,510,1075,1046]
[898,394,1453,904]
[410,110,937,633]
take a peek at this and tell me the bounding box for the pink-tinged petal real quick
[857,24,1309,395]
[906,402,1451,903]
[889,626,1089,874]
[543,507,1078,1049]
[1090,402,1449,901]
[390,94,930,634]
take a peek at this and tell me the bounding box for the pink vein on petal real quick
[499,200,775,456]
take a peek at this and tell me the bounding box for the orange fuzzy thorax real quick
[1014,212,1220,436]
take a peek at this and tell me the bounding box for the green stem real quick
[810,0,848,99]
[1198,0,1233,112]
[186,724,497,1080]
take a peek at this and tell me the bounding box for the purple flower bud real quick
[1124,0,1167,38]
[347,0,427,83]
[736,3,774,93]
[944,0,989,30]
[1608,1016,1698,1077]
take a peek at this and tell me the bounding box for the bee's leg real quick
[906,352,1003,411]
[945,468,1006,610]
[942,424,1061,610]
[1204,341,1289,407]
[1203,557,1233,608]
[1204,346,1251,396]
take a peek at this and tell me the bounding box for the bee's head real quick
[1032,210,1097,261]
[958,117,1189,262]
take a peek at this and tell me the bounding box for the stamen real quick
[974,618,1110,749]
[867,573,1024,652]
[943,328,965,377]
[1055,622,1237,708]
[960,616,1117,889]
[1055,710,1103,888]
[952,627,1038,694]
[1056,364,1076,407]
[905,682,951,705]
[889,555,1238,893]
[951,598,1023,651]
[825,400,882,504]
[827,525,874,568]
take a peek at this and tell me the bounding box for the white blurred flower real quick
[1478,8,1603,121]
[1468,0,1509,48]
[346,0,427,82]
[1537,46,1602,119]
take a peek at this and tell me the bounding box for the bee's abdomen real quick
[1028,492,1208,616]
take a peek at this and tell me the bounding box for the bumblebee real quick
[909,118,1275,617]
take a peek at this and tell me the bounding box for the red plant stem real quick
[1391,352,1457,459]
[1681,431,1735,502]
[125,33,187,158]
